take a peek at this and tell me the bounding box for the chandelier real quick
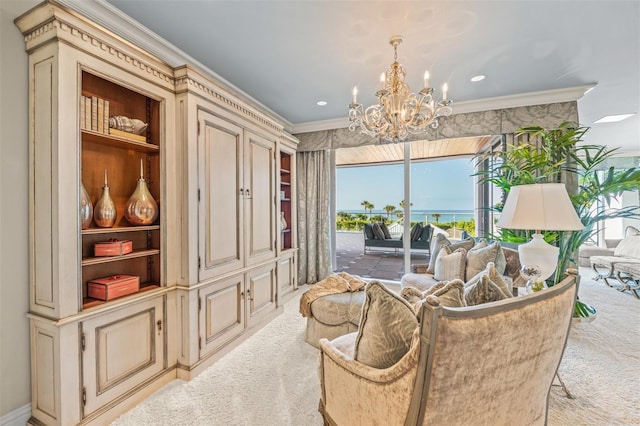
[348,35,453,144]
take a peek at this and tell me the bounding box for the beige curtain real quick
[297,150,332,284]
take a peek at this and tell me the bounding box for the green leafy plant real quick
[475,121,640,288]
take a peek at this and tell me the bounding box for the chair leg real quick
[615,271,640,300]
[592,263,615,287]
[553,372,575,399]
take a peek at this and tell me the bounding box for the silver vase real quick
[125,159,158,225]
[94,169,117,228]
[80,182,93,229]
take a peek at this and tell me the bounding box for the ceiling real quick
[8,1,640,155]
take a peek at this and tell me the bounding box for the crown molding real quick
[289,84,597,135]
[55,0,292,128]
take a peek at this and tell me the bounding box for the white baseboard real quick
[1,404,30,426]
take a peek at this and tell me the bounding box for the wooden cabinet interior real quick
[80,71,162,309]
[280,151,292,250]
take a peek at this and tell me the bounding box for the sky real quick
[336,157,475,212]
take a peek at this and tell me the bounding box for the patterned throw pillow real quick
[424,279,466,308]
[371,222,386,240]
[380,222,392,239]
[410,223,423,241]
[465,261,513,298]
[466,241,507,280]
[465,275,511,306]
[354,281,418,369]
[615,226,640,259]
[434,246,467,281]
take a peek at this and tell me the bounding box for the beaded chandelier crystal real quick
[348,35,453,144]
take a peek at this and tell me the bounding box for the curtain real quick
[297,150,332,284]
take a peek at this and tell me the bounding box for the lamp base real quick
[518,233,559,281]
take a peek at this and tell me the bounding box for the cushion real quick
[363,223,374,240]
[434,246,467,281]
[465,275,511,306]
[371,222,386,240]
[423,279,466,308]
[466,241,507,280]
[427,235,475,274]
[354,281,418,369]
[614,227,640,259]
[400,273,438,292]
[419,224,433,242]
[310,291,366,325]
[465,261,513,298]
[380,222,392,239]
[410,223,423,242]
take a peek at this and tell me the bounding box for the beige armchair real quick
[318,272,578,426]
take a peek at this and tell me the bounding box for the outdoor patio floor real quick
[334,231,430,281]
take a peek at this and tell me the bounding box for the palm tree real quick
[432,213,441,224]
[383,204,396,220]
[399,199,412,210]
[361,200,374,218]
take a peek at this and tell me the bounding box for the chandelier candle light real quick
[348,35,452,144]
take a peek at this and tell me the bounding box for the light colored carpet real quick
[113,268,639,425]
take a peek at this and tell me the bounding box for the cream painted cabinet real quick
[277,252,296,305]
[246,262,277,327]
[17,4,177,425]
[81,295,167,417]
[197,111,276,282]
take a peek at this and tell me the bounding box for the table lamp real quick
[497,183,584,281]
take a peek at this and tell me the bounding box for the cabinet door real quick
[246,263,277,328]
[244,132,276,266]
[198,111,244,281]
[199,274,245,357]
[82,296,165,417]
[277,255,296,303]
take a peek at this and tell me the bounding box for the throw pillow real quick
[465,275,510,306]
[354,281,418,369]
[434,246,468,281]
[410,223,423,241]
[363,223,374,240]
[380,222,392,239]
[423,279,466,308]
[419,224,432,242]
[465,261,513,299]
[615,226,640,259]
[466,241,507,280]
[371,222,386,240]
[427,235,476,274]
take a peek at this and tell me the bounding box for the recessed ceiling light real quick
[316,101,327,106]
[593,113,635,124]
[470,75,485,82]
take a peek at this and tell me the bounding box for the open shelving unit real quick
[80,70,162,309]
[280,151,293,250]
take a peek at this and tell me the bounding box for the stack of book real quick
[80,95,109,134]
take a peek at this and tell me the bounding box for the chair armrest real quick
[319,329,420,384]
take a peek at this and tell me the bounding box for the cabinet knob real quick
[245,189,250,197]
[157,320,162,332]
[240,188,244,196]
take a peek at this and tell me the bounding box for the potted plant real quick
[475,121,640,318]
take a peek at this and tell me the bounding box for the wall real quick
[0,0,37,418]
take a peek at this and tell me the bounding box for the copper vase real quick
[125,159,158,225]
[94,169,117,228]
[80,182,93,229]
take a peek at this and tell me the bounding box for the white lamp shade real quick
[497,183,584,231]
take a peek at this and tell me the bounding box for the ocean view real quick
[339,209,474,224]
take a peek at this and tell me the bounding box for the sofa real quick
[363,222,432,254]
[303,235,523,348]
[590,225,640,296]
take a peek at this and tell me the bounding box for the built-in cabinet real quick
[17,3,297,425]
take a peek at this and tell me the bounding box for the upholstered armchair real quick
[318,272,578,426]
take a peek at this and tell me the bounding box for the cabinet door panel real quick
[198,111,244,280]
[244,133,276,265]
[82,296,165,416]
[277,255,295,302]
[246,263,276,328]
[199,275,245,357]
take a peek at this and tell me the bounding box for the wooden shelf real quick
[82,130,159,153]
[280,169,290,174]
[82,225,160,235]
[82,249,160,266]
[280,181,291,186]
[281,229,291,233]
[280,198,291,202]
[82,283,160,309]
